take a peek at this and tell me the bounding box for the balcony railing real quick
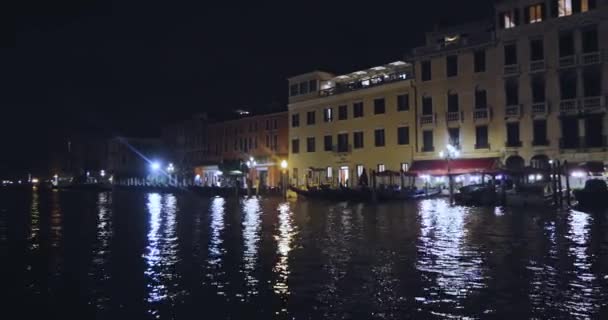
[581,51,601,65]
[475,143,490,149]
[531,102,548,115]
[505,104,522,117]
[505,141,522,148]
[560,136,607,150]
[581,96,604,112]
[446,111,460,122]
[559,99,578,113]
[559,55,576,68]
[473,108,490,121]
[504,64,519,75]
[530,60,545,72]
[319,70,412,97]
[420,114,435,126]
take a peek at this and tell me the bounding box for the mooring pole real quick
[564,160,571,207]
[557,160,563,208]
[552,161,558,206]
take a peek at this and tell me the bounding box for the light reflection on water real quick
[241,197,261,299]
[3,190,608,319]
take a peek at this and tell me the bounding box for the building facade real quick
[197,112,288,188]
[288,62,416,187]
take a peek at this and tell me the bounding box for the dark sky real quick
[1,0,493,176]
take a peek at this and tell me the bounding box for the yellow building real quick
[287,62,416,187]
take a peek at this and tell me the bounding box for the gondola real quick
[573,179,608,209]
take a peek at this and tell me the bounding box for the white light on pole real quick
[440,144,459,204]
[150,161,161,171]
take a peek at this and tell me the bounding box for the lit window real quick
[323,107,333,122]
[558,0,572,17]
[528,4,543,23]
[502,11,515,28]
[377,164,386,173]
[357,165,364,177]
[327,167,333,178]
[401,163,409,172]
[581,0,589,12]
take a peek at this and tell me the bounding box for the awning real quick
[565,161,605,174]
[409,158,500,176]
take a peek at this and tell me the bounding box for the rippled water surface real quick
[1,188,608,319]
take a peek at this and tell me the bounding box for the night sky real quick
[2,0,493,177]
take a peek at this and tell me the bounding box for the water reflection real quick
[206,197,226,296]
[241,198,261,299]
[91,192,112,309]
[273,202,296,316]
[416,199,485,313]
[29,189,40,250]
[144,193,180,318]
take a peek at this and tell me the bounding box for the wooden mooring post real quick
[552,161,558,206]
[564,160,571,207]
[557,160,563,208]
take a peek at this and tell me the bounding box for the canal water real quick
[1,188,607,319]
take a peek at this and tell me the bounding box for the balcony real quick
[581,96,604,113]
[529,60,545,72]
[505,141,522,148]
[473,108,490,121]
[531,102,548,116]
[560,137,580,150]
[503,64,519,75]
[559,99,578,114]
[560,136,607,150]
[446,111,461,122]
[559,55,576,68]
[505,104,522,118]
[581,51,601,65]
[420,114,435,126]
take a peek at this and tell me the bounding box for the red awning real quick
[409,158,500,176]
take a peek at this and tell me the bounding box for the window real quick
[446,55,458,77]
[290,84,299,96]
[374,129,385,147]
[353,131,364,149]
[475,126,489,148]
[306,111,316,125]
[324,135,332,151]
[273,135,278,151]
[475,89,487,109]
[356,165,364,177]
[265,120,270,130]
[254,136,258,149]
[474,50,486,72]
[558,0,572,16]
[583,68,601,97]
[504,43,517,65]
[448,128,460,147]
[559,70,577,99]
[526,4,544,23]
[323,107,333,122]
[273,119,278,129]
[397,127,409,145]
[374,98,385,114]
[422,96,433,115]
[559,32,575,57]
[580,0,597,12]
[353,102,364,118]
[292,168,298,182]
[506,122,521,147]
[327,167,333,178]
[500,11,516,29]
[422,130,434,151]
[531,76,546,103]
[505,79,519,106]
[338,105,348,120]
[299,81,309,95]
[421,60,431,81]
[337,133,349,152]
[532,120,547,145]
[291,139,299,153]
[265,135,270,148]
[400,163,409,172]
[582,26,598,53]
[291,114,300,127]
[306,137,315,152]
[377,164,386,173]
[447,92,459,112]
[309,79,317,92]
[397,94,409,111]
[530,39,544,61]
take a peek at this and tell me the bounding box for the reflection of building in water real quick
[415,199,485,311]
[241,198,261,299]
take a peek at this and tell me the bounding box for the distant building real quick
[288,62,416,186]
[198,111,288,188]
[107,136,165,179]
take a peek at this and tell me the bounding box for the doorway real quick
[339,166,349,187]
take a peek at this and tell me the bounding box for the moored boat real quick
[573,179,608,209]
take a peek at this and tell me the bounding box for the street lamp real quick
[280,160,288,199]
[166,163,175,186]
[150,161,161,171]
[440,144,460,204]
